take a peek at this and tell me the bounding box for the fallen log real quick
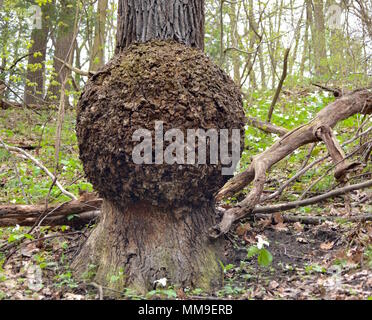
[0,180,371,227]
[0,199,102,227]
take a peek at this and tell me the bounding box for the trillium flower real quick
[256,235,269,249]
[154,278,167,287]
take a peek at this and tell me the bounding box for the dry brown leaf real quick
[273,212,284,224]
[257,218,272,229]
[293,222,304,232]
[320,241,335,251]
[236,223,252,236]
[269,280,279,290]
[272,222,288,232]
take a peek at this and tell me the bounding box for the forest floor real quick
[0,210,371,300]
[0,91,371,300]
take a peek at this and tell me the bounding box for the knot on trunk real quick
[76,40,246,209]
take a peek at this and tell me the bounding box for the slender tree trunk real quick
[89,0,108,71]
[72,0,225,293]
[228,2,241,85]
[24,2,52,105]
[311,0,328,78]
[47,0,76,102]
[300,4,310,79]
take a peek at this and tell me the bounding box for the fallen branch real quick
[246,116,289,136]
[0,140,77,201]
[1,180,371,228]
[253,213,372,225]
[211,89,372,238]
[252,180,372,214]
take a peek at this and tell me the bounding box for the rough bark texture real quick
[116,0,205,51]
[76,40,245,209]
[74,40,245,291]
[72,200,223,293]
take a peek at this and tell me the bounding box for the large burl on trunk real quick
[72,38,245,293]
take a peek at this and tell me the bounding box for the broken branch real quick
[212,89,372,238]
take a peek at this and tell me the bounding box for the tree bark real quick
[47,0,76,102]
[72,200,223,293]
[24,2,53,105]
[311,0,328,78]
[116,0,205,52]
[89,0,108,71]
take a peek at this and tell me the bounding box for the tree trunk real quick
[72,200,223,293]
[228,2,241,85]
[47,0,75,102]
[116,0,205,52]
[311,0,328,78]
[72,0,225,293]
[89,0,108,71]
[24,2,52,105]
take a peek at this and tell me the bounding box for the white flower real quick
[12,224,20,232]
[154,278,167,287]
[10,199,17,204]
[256,235,269,249]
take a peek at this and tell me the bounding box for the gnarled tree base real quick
[72,200,224,294]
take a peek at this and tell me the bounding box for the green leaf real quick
[23,234,34,240]
[67,214,76,221]
[247,246,259,258]
[257,249,273,267]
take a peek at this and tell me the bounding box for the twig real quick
[90,282,104,300]
[253,213,372,225]
[246,116,289,136]
[252,180,372,214]
[0,140,77,200]
[267,48,291,123]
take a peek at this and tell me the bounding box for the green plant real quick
[247,236,273,268]
[364,245,372,269]
[305,264,327,275]
[147,288,177,299]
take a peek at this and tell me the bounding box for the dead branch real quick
[54,56,96,77]
[246,116,289,136]
[267,47,290,123]
[0,140,78,200]
[251,180,372,215]
[211,89,372,238]
[312,83,343,98]
[253,213,372,225]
